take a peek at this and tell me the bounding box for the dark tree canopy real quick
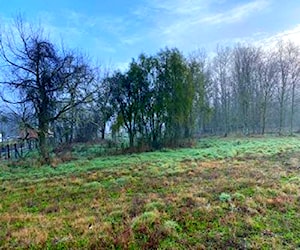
[108,48,200,149]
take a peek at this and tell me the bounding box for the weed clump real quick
[219,192,232,202]
[233,192,246,201]
[131,210,163,248]
[163,220,181,237]
[131,210,182,249]
[144,201,165,212]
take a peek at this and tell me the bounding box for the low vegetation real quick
[1,137,300,249]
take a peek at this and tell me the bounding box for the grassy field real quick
[0,137,300,249]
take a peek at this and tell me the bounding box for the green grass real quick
[1,136,300,181]
[0,136,300,249]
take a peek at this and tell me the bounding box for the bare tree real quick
[0,17,95,162]
[211,46,233,135]
[232,44,261,134]
[256,50,277,134]
[189,50,213,135]
[284,42,300,134]
[274,41,300,134]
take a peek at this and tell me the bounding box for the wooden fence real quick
[0,140,38,160]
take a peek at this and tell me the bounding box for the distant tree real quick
[211,46,232,135]
[0,111,8,140]
[136,54,161,148]
[109,71,136,147]
[274,41,300,134]
[108,49,197,148]
[189,50,213,135]
[232,45,261,134]
[256,50,277,134]
[280,42,300,134]
[0,17,95,162]
[91,74,114,140]
[156,48,195,145]
[109,57,150,148]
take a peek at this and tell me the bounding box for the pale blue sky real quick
[1,0,300,69]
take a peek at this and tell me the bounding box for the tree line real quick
[1,18,300,162]
[209,43,300,136]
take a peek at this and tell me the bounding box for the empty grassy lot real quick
[0,137,300,249]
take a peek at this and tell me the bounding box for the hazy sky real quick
[1,0,300,69]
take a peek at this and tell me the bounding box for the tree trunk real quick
[129,132,134,148]
[39,131,49,164]
[278,86,285,135]
[38,116,50,164]
[101,121,106,140]
[261,97,267,135]
[290,84,295,135]
[279,100,284,135]
[261,107,266,135]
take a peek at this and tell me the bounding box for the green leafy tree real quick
[156,48,195,145]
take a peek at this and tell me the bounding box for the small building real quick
[19,128,39,141]
[18,128,39,150]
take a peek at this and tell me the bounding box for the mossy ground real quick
[0,137,300,249]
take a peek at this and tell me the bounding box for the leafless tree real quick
[0,17,96,162]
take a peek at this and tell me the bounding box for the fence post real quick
[6,144,10,159]
[14,143,20,159]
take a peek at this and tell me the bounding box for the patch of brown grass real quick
[11,227,48,246]
[1,147,300,248]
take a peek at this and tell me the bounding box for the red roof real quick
[19,128,38,140]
